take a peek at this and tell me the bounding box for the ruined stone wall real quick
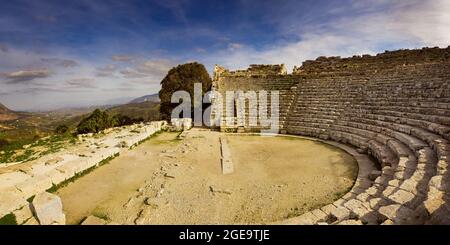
[293,46,450,75]
[214,64,287,79]
[213,46,450,133]
[212,65,297,132]
[213,46,450,224]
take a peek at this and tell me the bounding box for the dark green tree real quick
[113,114,132,126]
[159,62,212,121]
[55,125,69,134]
[0,139,8,148]
[76,109,116,134]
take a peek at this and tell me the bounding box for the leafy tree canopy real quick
[159,62,212,121]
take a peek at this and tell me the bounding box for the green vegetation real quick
[107,101,160,122]
[76,109,116,134]
[285,207,303,219]
[0,138,8,148]
[27,195,35,203]
[0,132,76,163]
[30,134,74,160]
[159,62,212,120]
[55,125,69,134]
[0,109,83,152]
[48,153,119,193]
[0,96,160,163]
[0,213,18,225]
[0,150,15,164]
[14,149,35,162]
[0,131,39,153]
[114,115,142,127]
[128,129,164,150]
[76,109,147,135]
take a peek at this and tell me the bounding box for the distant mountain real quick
[107,101,160,122]
[0,103,11,113]
[0,103,18,121]
[129,93,160,104]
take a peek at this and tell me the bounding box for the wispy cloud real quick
[209,0,450,71]
[228,43,244,51]
[0,0,449,110]
[112,55,135,62]
[65,78,97,88]
[40,58,79,68]
[0,43,8,52]
[96,64,117,77]
[3,69,50,83]
[120,59,175,79]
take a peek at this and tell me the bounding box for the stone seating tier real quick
[213,47,450,224]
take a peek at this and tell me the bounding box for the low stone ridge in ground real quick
[0,121,167,223]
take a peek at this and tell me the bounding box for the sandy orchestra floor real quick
[57,129,358,224]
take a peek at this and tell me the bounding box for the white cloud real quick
[120,59,175,80]
[210,0,450,72]
[41,58,79,68]
[96,64,118,77]
[228,43,244,51]
[2,0,449,110]
[112,55,134,62]
[66,78,97,88]
[120,67,148,78]
[4,69,50,83]
[136,59,174,76]
[0,43,8,52]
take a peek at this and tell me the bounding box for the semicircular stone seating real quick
[213,47,450,225]
[282,62,450,225]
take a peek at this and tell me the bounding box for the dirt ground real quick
[57,129,358,224]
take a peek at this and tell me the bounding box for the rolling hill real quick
[0,96,161,152]
[129,93,160,104]
[0,103,18,122]
[107,101,160,122]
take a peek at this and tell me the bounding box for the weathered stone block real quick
[0,172,31,189]
[329,206,351,221]
[429,175,448,192]
[388,189,415,205]
[15,175,53,199]
[368,170,382,181]
[23,216,40,225]
[0,187,28,218]
[337,219,363,225]
[378,204,414,224]
[12,204,33,225]
[31,192,65,225]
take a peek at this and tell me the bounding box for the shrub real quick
[76,109,116,134]
[55,125,69,134]
[0,139,8,148]
[76,109,145,135]
[113,115,134,126]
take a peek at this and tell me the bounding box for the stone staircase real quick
[213,47,450,225]
[282,62,450,225]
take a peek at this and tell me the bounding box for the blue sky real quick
[0,0,449,111]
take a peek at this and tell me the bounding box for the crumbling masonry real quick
[211,46,450,224]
